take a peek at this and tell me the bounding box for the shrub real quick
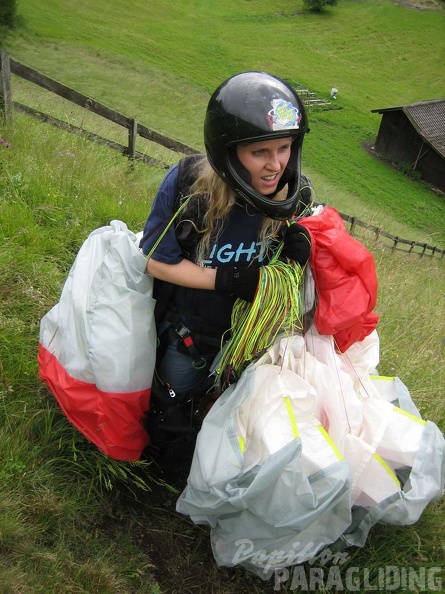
[0,0,17,28]
[303,0,338,12]
[397,161,423,182]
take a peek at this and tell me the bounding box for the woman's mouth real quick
[261,173,279,184]
[258,174,280,192]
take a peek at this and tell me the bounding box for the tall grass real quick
[1,1,444,592]
[0,117,167,593]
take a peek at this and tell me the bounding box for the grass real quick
[4,0,445,246]
[1,1,444,592]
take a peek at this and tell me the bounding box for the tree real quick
[303,0,338,12]
[0,0,17,28]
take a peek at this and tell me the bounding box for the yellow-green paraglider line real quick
[216,256,305,377]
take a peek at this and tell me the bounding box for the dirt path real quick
[395,0,443,10]
[128,436,280,593]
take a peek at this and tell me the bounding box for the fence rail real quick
[1,50,444,258]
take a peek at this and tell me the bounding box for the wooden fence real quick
[1,50,444,258]
[338,214,444,257]
[0,49,199,166]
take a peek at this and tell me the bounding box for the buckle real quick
[173,322,206,369]
[175,323,191,339]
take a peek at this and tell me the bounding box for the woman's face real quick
[236,137,292,196]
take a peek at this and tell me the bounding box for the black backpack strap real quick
[139,153,205,254]
[175,153,206,210]
[174,154,208,257]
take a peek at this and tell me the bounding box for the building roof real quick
[371,99,445,159]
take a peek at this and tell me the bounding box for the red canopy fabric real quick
[38,343,150,460]
[300,207,379,352]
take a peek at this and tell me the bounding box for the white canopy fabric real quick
[177,328,445,579]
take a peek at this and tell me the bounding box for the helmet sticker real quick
[267,99,301,131]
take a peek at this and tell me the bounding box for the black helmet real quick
[204,71,309,220]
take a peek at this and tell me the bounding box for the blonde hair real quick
[188,157,282,264]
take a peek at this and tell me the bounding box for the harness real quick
[148,154,222,423]
[157,311,220,370]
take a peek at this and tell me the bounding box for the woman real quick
[140,71,312,423]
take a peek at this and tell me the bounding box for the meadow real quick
[0,1,444,592]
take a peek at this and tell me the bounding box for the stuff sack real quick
[38,220,156,460]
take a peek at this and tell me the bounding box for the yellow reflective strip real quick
[373,452,400,488]
[317,425,343,461]
[370,375,395,381]
[393,405,427,425]
[238,436,245,454]
[284,396,299,439]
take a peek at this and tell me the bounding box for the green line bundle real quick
[217,258,305,378]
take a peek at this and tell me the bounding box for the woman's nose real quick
[266,151,281,170]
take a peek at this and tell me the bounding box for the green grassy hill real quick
[4,0,445,245]
[1,1,444,593]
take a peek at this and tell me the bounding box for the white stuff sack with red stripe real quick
[38,220,156,460]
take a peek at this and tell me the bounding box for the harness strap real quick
[173,321,206,369]
[159,312,207,369]
[193,333,221,349]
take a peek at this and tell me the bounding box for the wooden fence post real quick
[0,50,13,128]
[126,118,137,160]
[350,217,356,236]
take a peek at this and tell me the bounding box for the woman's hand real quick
[214,266,259,302]
[281,223,311,267]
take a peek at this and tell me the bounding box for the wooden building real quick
[371,99,445,193]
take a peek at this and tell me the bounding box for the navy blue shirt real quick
[140,163,273,336]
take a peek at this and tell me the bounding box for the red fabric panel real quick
[38,344,151,460]
[300,207,379,352]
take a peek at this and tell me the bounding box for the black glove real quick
[281,223,311,267]
[215,266,259,302]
